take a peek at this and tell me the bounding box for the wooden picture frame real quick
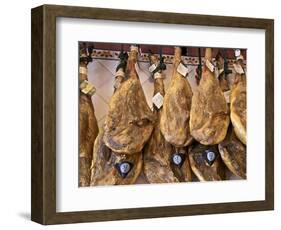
[31,4,274,225]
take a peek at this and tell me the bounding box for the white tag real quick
[234,49,241,57]
[177,62,189,77]
[149,64,157,73]
[224,90,231,104]
[206,59,215,72]
[152,92,164,109]
[80,80,96,96]
[233,63,244,74]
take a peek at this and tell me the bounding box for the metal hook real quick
[223,49,232,75]
[196,48,202,83]
[80,42,93,64]
[116,44,128,72]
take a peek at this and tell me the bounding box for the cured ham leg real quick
[143,54,179,183]
[160,47,193,147]
[103,46,155,154]
[190,48,229,145]
[218,126,246,179]
[90,51,142,185]
[79,48,99,187]
[144,53,192,183]
[189,143,225,181]
[230,57,247,145]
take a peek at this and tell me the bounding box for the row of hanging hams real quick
[80,45,247,186]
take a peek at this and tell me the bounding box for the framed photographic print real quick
[31,4,274,225]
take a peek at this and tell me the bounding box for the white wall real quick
[0,0,279,229]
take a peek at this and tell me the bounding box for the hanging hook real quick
[223,49,232,75]
[158,46,166,71]
[151,46,166,75]
[116,44,129,72]
[196,48,202,84]
[79,42,93,64]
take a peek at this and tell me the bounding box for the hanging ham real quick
[190,48,229,145]
[143,54,179,183]
[79,47,99,187]
[189,143,225,181]
[103,46,155,154]
[144,52,192,183]
[230,56,247,145]
[218,126,246,179]
[160,47,193,147]
[90,51,142,185]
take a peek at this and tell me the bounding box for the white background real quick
[0,0,279,229]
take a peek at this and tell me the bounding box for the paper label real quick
[177,62,189,77]
[80,80,96,96]
[224,90,231,104]
[234,49,241,57]
[149,64,157,73]
[233,63,244,74]
[206,60,215,72]
[79,66,88,75]
[152,92,164,109]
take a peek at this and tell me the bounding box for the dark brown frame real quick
[31,4,274,225]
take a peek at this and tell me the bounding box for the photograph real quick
[78,42,247,187]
